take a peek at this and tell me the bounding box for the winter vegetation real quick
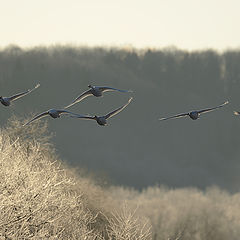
[1,118,240,239]
[0,118,151,239]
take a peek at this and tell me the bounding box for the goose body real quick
[71,97,133,126]
[159,101,229,121]
[48,109,63,118]
[189,111,199,120]
[0,98,11,106]
[0,83,40,107]
[65,85,132,108]
[95,116,108,126]
[89,86,103,97]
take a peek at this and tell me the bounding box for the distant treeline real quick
[1,45,240,91]
[1,45,240,107]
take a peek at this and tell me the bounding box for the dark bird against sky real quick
[65,85,132,109]
[0,84,40,107]
[70,97,133,126]
[159,101,229,121]
[23,109,80,126]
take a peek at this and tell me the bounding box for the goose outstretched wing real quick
[9,83,40,101]
[159,112,189,121]
[70,114,95,121]
[23,111,49,126]
[57,110,82,117]
[99,86,132,93]
[64,89,92,108]
[104,97,133,120]
[234,111,240,116]
[197,101,229,114]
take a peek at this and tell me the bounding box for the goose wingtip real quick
[234,111,240,116]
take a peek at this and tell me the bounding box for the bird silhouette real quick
[65,85,132,108]
[70,97,133,126]
[159,101,229,121]
[23,109,80,126]
[0,83,40,106]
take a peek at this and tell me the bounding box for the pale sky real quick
[1,0,240,50]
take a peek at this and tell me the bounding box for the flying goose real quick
[70,97,133,126]
[23,109,80,126]
[65,85,132,108]
[0,83,40,106]
[159,101,229,121]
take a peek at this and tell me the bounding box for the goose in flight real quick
[159,101,229,121]
[65,85,132,108]
[71,97,133,126]
[23,109,80,126]
[0,83,40,106]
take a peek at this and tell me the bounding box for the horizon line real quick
[1,42,240,53]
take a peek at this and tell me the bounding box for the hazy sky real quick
[1,0,240,50]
